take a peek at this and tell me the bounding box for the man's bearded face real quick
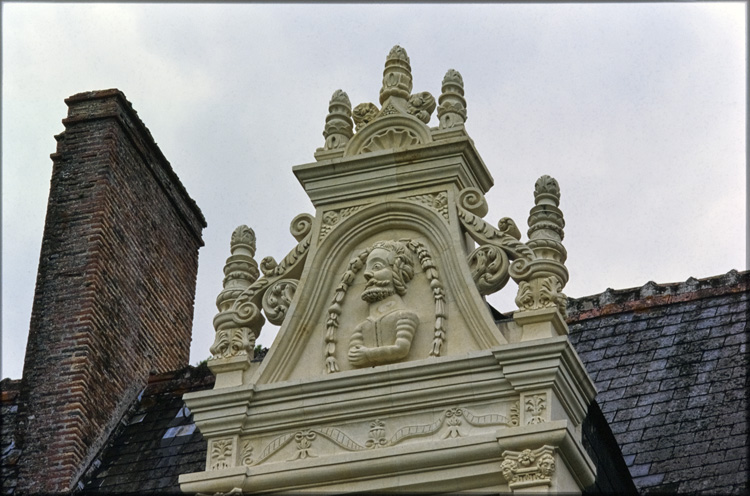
[361,248,396,303]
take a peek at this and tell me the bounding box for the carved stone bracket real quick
[456,187,535,296]
[500,445,557,490]
[456,180,569,318]
[243,406,510,467]
[210,214,313,362]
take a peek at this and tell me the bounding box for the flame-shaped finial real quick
[379,45,413,104]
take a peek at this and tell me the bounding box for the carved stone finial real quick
[217,225,259,311]
[380,45,413,104]
[322,90,354,150]
[527,175,566,260]
[514,176,569,318]
[438,69,467,129]
[211,225,261,360]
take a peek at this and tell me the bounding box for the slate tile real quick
[628,413,666,431]
[614,405,653,422]
[632,472,666,488]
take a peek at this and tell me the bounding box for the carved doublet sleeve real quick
[348,310,419,368]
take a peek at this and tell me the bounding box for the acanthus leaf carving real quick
[209,438,234,470]
[403,191,448,220]
[319,204,367,240]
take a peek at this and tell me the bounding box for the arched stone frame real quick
[252,200,508,385]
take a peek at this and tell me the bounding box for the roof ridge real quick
[566,269,748,322]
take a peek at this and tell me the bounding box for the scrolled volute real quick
[468,245,511,295]
[458,187,488,217]
[262,279,298,326]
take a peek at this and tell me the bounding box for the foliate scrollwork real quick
[403,192,448,220]
[262,279,298,326]
[468,245,511,295]
[290,213,314,242]
[500,446,557,488]
[211,215,313,360]
[406,91,436,124]
[319,205,366,240]
[352,102,379,132]
[458,187,488,217]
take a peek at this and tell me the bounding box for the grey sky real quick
[2,3,746,379]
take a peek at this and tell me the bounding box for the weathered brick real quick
[13,90,205,494]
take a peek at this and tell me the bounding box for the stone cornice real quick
[294,136,493,206]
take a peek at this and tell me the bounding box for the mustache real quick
[365,277,392,289]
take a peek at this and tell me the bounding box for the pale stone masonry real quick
[182,46,597,494]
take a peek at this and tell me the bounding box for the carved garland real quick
[324,239,446,373]
[243,406,510,466]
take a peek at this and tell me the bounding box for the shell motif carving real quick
[360,127,422,153]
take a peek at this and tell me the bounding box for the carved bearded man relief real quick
[348,240,419,367]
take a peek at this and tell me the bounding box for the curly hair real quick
[370,240,415,296]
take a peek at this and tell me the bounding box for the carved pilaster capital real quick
[500,445,557,490]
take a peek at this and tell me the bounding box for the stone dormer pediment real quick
[181,46,596,494]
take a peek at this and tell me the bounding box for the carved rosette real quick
[500,446,557,489]
[379,45,413,104]
[437,69,467,129]
[322,89,354,150]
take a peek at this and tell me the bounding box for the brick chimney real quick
[14,90,206,494]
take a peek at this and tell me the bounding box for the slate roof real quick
[567,269,748,494]
[81,364,215,494]
[6,271,746,494]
